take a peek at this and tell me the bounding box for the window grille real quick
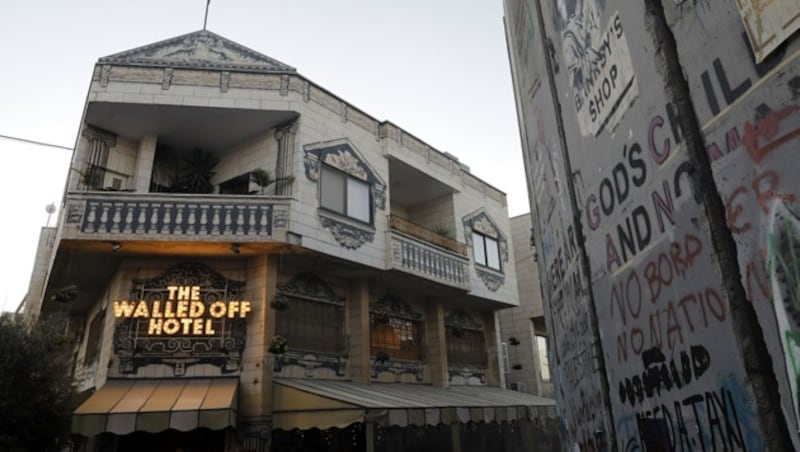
[276,295,345,354]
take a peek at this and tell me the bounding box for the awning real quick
[272,378,556,431]
[72,378,238,437]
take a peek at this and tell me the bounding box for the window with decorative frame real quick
[275,293,345,355]
[472,231,501,271]
[320,164,372,224]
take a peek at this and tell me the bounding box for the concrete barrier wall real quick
[505,0,800,450]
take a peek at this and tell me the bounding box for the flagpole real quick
[203,0,211,30]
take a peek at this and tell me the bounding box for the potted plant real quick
[269,335,288,355]
[173,148,220,194]
[432,224,452,238]
[250,168,295,195]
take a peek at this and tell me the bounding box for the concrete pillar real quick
[347,278,371,384]
[133,134,157,193]
[483,312,501,387]
[239,255,277,448]
[425,300,448,388]
[274,120,298,196]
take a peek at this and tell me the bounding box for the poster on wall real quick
[552,0,638,137]
[736,0,800,63]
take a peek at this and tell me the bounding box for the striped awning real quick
[72,378,238,437]
[272,378,556,431]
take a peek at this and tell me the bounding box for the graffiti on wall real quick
[525,85,610,452]
[703,62,800,438]
[550,3,764,447]
[552,0,638,137]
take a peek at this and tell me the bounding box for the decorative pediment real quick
[303,139,387,211]
[445,310,483,331]
[370,295,422,321]
[277,273,344,305]
[462,209,508,261]
[462,209,509,291]
[99,30,296,73]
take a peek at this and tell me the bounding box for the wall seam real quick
[531,0,618,448]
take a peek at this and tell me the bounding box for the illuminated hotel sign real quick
[113,285,251,336]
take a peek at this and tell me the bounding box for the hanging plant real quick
[270,294,289,310]
[51,285,79,303]
[508,336,521,346]
[375,351,390,364]
[269,335,288,355]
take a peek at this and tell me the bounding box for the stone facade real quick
[505,0,800,450]
[23,29,557,452]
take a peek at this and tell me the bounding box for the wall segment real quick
[505,0,800,450]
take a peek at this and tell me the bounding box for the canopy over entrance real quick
[272,378,556,431]
[72,378,238,437]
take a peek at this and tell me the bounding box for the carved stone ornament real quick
[372,358,424,382]
[448,367,487,384]
[277,273,344,305]
[476,268,504,292]
[303,152,320,182]
[220,71,231,92]
[444,310,482,331]
[370,294,422,321]
[273,350,347,377]
[324,150,368,180]
[113,263,247,376]
[98,30,296,73]
[319,214,375,249]
[472,217,497,238]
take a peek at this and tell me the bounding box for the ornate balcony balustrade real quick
[389,230,470,290]
[62,192,290,241]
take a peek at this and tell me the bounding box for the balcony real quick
[61,192,291,242]
[388,216,469,290]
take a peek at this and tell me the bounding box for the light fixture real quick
[111,242,121,253]
[230,243,241,254]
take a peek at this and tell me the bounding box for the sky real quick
[0,1,530,312]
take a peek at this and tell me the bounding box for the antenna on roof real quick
[203,0,211,30]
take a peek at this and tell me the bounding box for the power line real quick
[0,133,72,151]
